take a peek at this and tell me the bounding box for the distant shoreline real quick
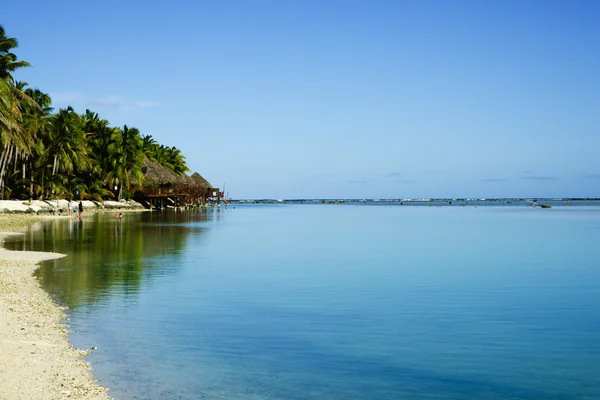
[230,197,600,201]
[1,198,597,212]
[0,214,112,399]
[228,198,600,206]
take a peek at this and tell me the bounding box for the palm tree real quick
[0,79,21,135]
[84,109,117,188]
[0,27,33,137]
[109,125,144,200]
[141,134,158,160]
[0,25,37,198]
[150,145,189,175]
[58,175,89,201]
[18,82,53,115]
[165,146,189,176]
[153,144,174,171]
[0,26,30,83]
[14,81,53,197]
[1,26,198,201]
[86,179,114,202]
[39,107,90,197]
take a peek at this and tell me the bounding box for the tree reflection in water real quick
[6,209,218,309]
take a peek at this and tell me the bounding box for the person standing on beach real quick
[78,201,83,220]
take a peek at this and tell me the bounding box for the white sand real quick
[0,199,144,215]
[0,215,112,400]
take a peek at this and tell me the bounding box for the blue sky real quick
[4,0,600,198]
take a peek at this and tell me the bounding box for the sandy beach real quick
[0,214,112,400]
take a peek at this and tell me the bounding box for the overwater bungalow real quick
[133,159,221,208]
[190,172,224,205]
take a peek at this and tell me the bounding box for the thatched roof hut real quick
[135,158,214,197]
[141,159,182,188]
[131,158,219,207]
[190,172,212,190]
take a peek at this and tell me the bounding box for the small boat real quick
[526,199,551,208]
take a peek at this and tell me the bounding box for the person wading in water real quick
[78,201,83,221]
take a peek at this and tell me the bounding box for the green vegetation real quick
[0,25,189,201]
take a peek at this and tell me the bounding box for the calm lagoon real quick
[6,205,600,399]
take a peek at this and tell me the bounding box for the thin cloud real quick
[381,172,403,178]
[585,174,600,179]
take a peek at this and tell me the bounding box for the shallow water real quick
[7,206,600,399]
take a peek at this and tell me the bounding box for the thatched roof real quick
[138,159,213,194]
[142,159,182,186]
[181,174,200,189]
[191,172,212,189]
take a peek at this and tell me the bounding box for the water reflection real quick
[5,209,218,309]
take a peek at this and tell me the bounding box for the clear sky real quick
[4,0,600,199]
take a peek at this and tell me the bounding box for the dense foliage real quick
[0,25,189,201]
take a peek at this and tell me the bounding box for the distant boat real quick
[526,199,552,209]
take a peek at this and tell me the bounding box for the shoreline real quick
[0,214,112,399]
[0,199,146,215]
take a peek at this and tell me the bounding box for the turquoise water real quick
[7,205,600,399]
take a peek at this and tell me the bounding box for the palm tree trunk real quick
[52,154,58,176]
[0,144,15,199]
[40,168,45,200]
[26,159,34,199]
[0,149,5,200]
[13,150,17,174]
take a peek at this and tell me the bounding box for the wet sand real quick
[0,214,112,400]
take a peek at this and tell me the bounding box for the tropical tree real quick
[165,146,189,175]
[152,144,173,170]
[109,125,144,200]
[141,134,158,159]
[17,82,53,115]
[44,107,89,176]
[14,81,52,197]
[0,28,33,138]
[0,25,37,198]
[86,178,114,202]
[84,109,117,190]
[0,26,30,82]
[35,107,90,198]
[0,26,196,201]
[0,79,21,137]
[149,144,189,176]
